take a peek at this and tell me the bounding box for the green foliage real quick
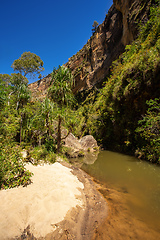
[29,145,56,164]
[0,78,7,109]
[48,65,76,153]
[29,145,48,161]
[48,65,75,107]
[11,51,44,78]
[108,4,160,102]
[0,54,52,190]
[10,73,31,110]
[72,89,99,138]
[76,4,160,161]
[45,137,56,152]
[0,144,33,189]
[1,107,20,141]
[16,99,55,148]
[92,20,99,34]
[0,3,159,192]
[41,97,55,137]
[24,101,46,145]
[136,98,160,162]
[0,74,11,87]
[10,73,28,86]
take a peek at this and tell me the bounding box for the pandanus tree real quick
[41,97,55,138]
[9,73,31,144]
[10,52,44,144]
[25,99,55,147]
[48,65,75,153]
[10,73,30,110]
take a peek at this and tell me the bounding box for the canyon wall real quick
[29,0,154,98]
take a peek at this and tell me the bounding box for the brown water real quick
[81,151,160,233]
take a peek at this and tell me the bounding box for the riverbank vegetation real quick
[75,3,160,163]
[0,3,159,189]
[0,63,77,189]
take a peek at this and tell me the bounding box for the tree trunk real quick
[20,112,23,144]
[57,115,61,153]
[38,136,41,146]
[46,112,52,137]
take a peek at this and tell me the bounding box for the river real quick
[79,151,160,237]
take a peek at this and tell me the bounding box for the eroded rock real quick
[29,0,153,98]
[79,135,98,151]
[64,133,98,158]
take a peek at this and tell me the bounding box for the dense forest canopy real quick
[0,3,160,189]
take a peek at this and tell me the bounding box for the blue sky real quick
[0,0,113,84]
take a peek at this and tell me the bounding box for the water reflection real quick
[81,150,160,232]
[83,151,99,165]
[69,151,99,168]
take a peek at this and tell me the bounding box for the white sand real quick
[0,162,84,239]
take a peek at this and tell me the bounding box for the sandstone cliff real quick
[29,74,51,100]
[29,0,154,98]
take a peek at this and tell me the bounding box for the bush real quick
[45,152,56,163]
[136,98,160,163]
[0,144,33,189]
[29,145,56,164]
[45,137,56,152]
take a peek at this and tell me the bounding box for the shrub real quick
[28,145,56,164]
[136,98,160,163]
[0,144,33,189]
[45,137,56,152]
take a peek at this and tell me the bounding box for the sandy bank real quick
[0,162,108,240]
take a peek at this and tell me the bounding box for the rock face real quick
[79,135,98,150]
[64,133,83,152]
[64,133,98,158]
[29,74,51,100]
[66,4,124,93]
[29,0,153,97]
[113,0,153,46]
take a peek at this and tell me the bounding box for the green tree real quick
[10,73,30,110]
[0,74,11,87]
[92,21,99,34]
[0,78,7,110]
[23,101,44,146]
[48,65,75,152]
[136,98,160,163]
[9,73,31,144]
[41,97,55,138]
[11,51,44,78]
[0,144,32,189]
[24,99,56,148]
[48,65,75,106]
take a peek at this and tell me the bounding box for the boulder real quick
[79,135,98,151]
[64,133,82,151]
[64,134,98,156]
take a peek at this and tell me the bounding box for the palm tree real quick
[41,97,55,137]
[48,65,75,107]
[48,65,75,152]
[9,73,30,110]
[9,73,31,144]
